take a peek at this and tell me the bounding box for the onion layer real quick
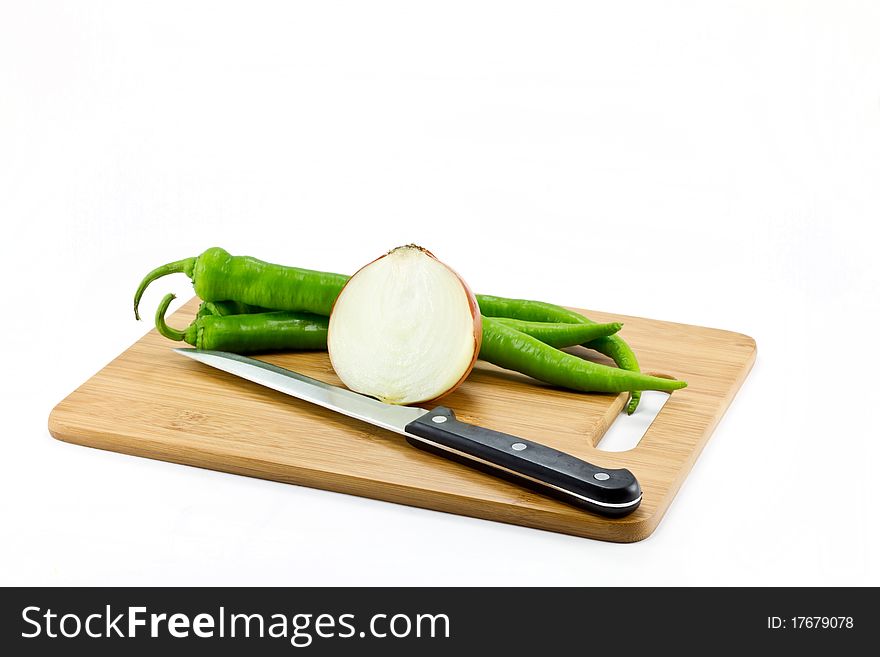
[328,245,481,405]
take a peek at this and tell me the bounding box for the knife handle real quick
[404,407,641,517]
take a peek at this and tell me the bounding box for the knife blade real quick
[175,348,642,517]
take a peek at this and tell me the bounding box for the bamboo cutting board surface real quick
[49,298,755,542]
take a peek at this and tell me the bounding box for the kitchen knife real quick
[175,348,642,517]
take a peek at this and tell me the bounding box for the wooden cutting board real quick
[48,298,755,542]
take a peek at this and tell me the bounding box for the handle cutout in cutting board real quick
[595,390,671,452]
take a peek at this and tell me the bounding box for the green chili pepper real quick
[156,294,328,353]
[475,295,644,414]
[196,301,621,349]
[185,302,622,354]
[489,317,622,348]
[134,247,349,320]
[480,317,685,393]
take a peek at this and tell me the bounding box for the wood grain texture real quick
[48,298,755,542]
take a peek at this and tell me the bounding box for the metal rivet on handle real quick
[511,443,527,451]
[432,416,447,424]
[594,472,610,481]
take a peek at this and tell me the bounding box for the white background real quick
[2,1,878,586]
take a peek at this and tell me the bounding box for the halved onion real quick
[328,245,481,405]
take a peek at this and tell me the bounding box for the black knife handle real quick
[404,407,641,517]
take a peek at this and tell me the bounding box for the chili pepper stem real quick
[626,396,640,415]
[134,257,197,320]
[154,293,187,341]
